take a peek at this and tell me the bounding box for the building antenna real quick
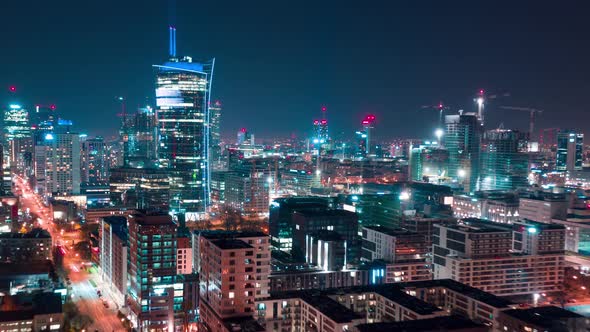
[169,26,177,58]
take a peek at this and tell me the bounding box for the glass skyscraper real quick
[479,129,529,191]
[154,56,215,216]
[445,113,481,193]
[209,100,222,167]
[3,104,30,144]
[556,129,584,172]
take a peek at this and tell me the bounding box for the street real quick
[14,175,126,332]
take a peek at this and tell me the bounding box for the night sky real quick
[1,1,589,140]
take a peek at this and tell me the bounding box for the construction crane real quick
[499,106,544,138]
[420,102,451,128]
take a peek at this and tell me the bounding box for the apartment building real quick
[433,218,565,296]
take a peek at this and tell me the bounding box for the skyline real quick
[2,1,590,140]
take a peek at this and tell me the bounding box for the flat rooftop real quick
[0,260,52,277]
[300,293,363,323]
[399,279,514,308]
[356,315,487,332]
[501,306,584,328]
[222,316,265,332]
[294,209,357,218]
[517,219,566,230]
[373,287,442,315]
[443,218,513,233]
[0,228,50,239]
[211,239,253,250]
[363,225,419,237]
[197,230,267,239]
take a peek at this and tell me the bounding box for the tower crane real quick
[420,102,450,128]
[499,106,544,139]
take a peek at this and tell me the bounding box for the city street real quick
[14,175,125,332]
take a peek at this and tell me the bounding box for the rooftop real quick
[211,239,253,250]
[0,228,50,239]
[308,229,342,241]
[501,306,584,328]
[300,293,363,323]
[515,219,566,231]
[130,211,175,226]
[0,260,52,277]
[221,316,265,332]
[363,225,419,238]
[399,279,514,308]
[373,287,442,315]
[440,218,513,233]
[197,230,267,239]
[293,209,357,218]
[356,315,487,332]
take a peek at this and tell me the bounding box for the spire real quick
[169,26,177,57]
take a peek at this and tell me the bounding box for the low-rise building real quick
[518,192,568,224]
[497,306,588,332]
[0,228,52,262]
[0,292,64,332]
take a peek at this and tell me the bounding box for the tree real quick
[63,302,93,331]
[220,205,242,232]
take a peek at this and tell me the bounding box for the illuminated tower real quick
[154,26,215,216]
[556,130,584,172]
[312,106,329,146]
[475,89,485,126]
[209,100,222,166]
[3,103,31,143]
[360,114,376,156]
[445,113,481,193]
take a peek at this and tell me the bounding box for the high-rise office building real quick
[209,100,222,167]
[122,106,158,168]
[127,211,183,331]
[3,103,31,143]
[109,167,170,210]
[225,158,274,218]
[409,143,449,182]
[479,129,529,191]
[37,131,81,195]
[154,27,215,216]
[556,129,584,171]
[81,136,109,183]
[445,113,481,193]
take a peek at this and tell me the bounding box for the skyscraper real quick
[3,103,31,143]
[445,113,481,193]
[43,131,81,195]
[479,129,529,191]
[122,106,158,168]
[81,136,109,183]
[154,27,215,217]
[209,100,222,167]
[556,129,584,172]
[127,211,183,331]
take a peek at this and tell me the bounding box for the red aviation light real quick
[9,86,16,92]
[321,119,327,124]
[240,127,247,133]
[50,104,56,110]
[321,106,327,112]
[313,120,319,125]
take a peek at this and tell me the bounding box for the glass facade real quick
[154,56,215,214]
[479,129,529,191]
[3,104,30,143]
[556,130,584,171]
[445,114,481,193]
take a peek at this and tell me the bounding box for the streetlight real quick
[435,128,444,145]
